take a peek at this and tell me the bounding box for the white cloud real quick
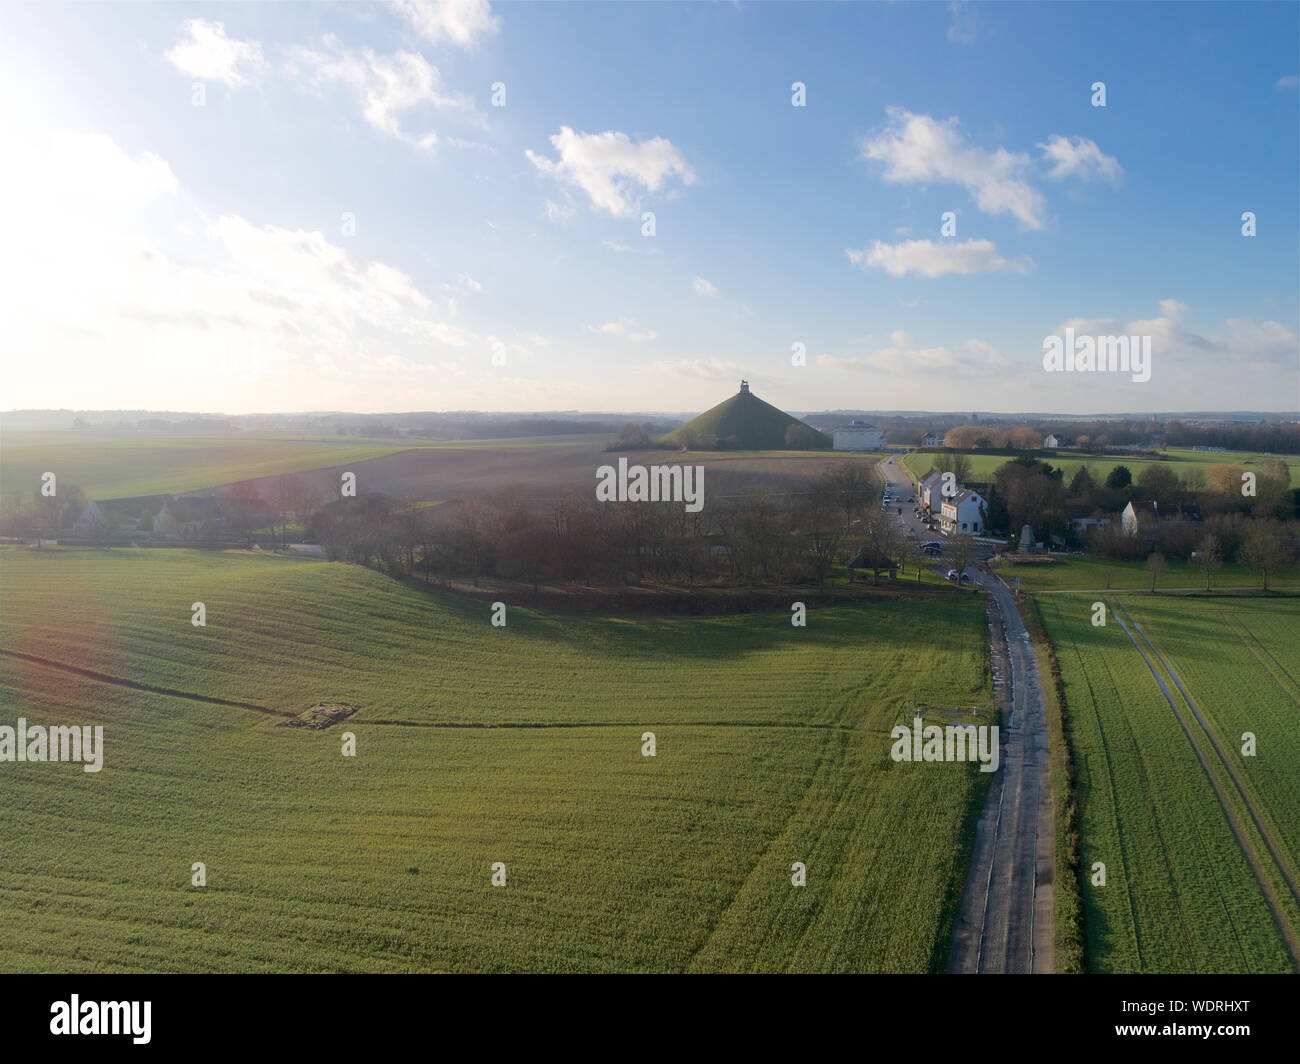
[444,135,494,152]
[526,126,696,217]
[602,239,634,253]
[165,19,265,87]
[391,0,501,49]
[820,335,1012,377]
[588,317,657,342]
[1038,134,1122,184]
[1047,300,1297,368]
[692,275,719,297]
[286,35,471,152]
[652,358,743,380]
[846,238,1033,278]
[860,108,1045,229]
[947,2,977,44]
[0,127,473,409]
[443,272,483,294]
[543,198,575,222]
[1276,74,1300,90]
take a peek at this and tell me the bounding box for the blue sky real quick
[1,0,1296,414]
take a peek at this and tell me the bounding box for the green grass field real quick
[1036,593,1300,972]
[902,447,1300,485]
[0,548,992,972]
[992,555,1300,592]
[0,431,612,500]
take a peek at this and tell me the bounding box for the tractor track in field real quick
[1109,604,1300,969]
[0,651,867,732]
[0,648,294,716]
[352,719,860,730]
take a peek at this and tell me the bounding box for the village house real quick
[74,495,171,537]
[917,469,945,513]
[940,489,986,535]
[832,420,886,451]
[921,431,943,448]
[1042,433,1060,449]
[1121,500,1159,536]
[74,494,228,540]
[1069,512,1112,534]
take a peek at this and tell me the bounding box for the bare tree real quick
[823,463,878,536]
[857,516,902,584]
[1145,551,1167,592]
[935,451,973,485]
[1196,533,1222,591]
[799,489,845,594]
[949,534,975,578]
[717,496,776,593]
[1241,525,1284,591]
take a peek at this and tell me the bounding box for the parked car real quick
[945,569,958,581]
[959,570,973,583]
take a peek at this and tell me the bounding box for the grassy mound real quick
[661,387,830,451]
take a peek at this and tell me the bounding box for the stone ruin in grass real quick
[281,702,358,730]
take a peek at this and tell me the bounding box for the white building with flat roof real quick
[832,421,885,451]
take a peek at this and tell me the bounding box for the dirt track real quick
[948,571,1055,973]
[873,454,1054,973]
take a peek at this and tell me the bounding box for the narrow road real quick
[951,571,1055,972]
[876,454,1054,973]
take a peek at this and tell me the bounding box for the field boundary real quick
[1109,605,1300,969]
[0,649,293,717]
[1024,596,1085,972]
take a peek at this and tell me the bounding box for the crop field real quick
[0,430,618,500]
[902,447,1300,484]
[1118,597,1300,879]
[0,548,992,972]
[245,444,890,509]
[1,430,887,506]
[1035,593,1300,973]
[992,555,1300,592]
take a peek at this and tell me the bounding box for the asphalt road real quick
[877,454,1055,974]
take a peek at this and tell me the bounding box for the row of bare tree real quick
[304,463,915,593]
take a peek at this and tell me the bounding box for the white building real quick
[832,420,886,451]
[1121,500,1158,536]
[1042,434,1060,449]
[74,495,170,536]
[940,489,986,535]
[917,470,946,513]
[1069,514,1112,534]
[921,431,943,448]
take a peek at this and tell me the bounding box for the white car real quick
[945,569,958,581]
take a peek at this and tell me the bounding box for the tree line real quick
[305,464,919,594]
